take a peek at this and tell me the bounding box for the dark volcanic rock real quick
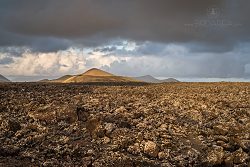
[0,82,249,166]
[7,119,21,132]
[0,145,20,156]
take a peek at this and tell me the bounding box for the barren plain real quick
[0,82,249,166]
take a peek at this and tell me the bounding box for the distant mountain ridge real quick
[134,75,179,83]
[40,68,140,83]
[0,74,11,82]
[64,68,139,83]
[38,69,179,83]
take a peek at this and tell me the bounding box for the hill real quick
[37,75,73,83]
[134,75,179,83]
[82,68,114,76]
[38,79,50,82]
[64,68,140,83]
[134,75,162,83]
[36,69,179,83]
[50,75,73,83]
[0,74,11,82]
[162,78,179,82]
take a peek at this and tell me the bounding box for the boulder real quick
[144,141,159,158]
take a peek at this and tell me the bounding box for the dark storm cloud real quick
[102,47,250,78]
[93,46,117,53]
[0,0,249,52]
[0,28,71,52]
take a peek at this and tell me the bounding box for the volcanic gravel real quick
[0,82,249,167]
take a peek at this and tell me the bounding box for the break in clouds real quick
[0,0,250,80]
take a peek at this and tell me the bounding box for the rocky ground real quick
[0,82,249,167]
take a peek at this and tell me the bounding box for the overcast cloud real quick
[0,0,249,80]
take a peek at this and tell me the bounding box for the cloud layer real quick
[0,0,250,80]
[0,0,249,51]
[1,42,250,79]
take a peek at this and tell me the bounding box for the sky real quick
[0,0,250,81]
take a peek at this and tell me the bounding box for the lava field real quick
[0,82,249,167]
